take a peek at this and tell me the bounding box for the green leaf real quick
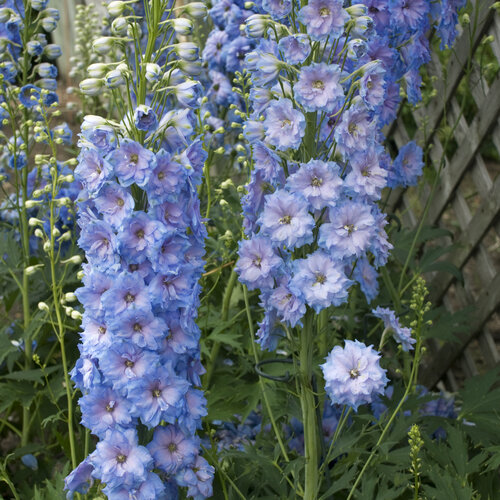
[0,366,57,383]
[0,381,37,412]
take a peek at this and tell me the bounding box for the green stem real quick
[300,310,321,500]
[204,270,237,387]
[347,336,422,500]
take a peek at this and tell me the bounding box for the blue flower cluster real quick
[201,0,466,357]
[66,3,214,499]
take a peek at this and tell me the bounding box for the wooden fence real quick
[386,0,500,390]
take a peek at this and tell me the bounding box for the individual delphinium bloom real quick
[236,237,282,290]
[249,86,275,114]
[295,63,344,113]
[103,471,165,500]
[64,459,94,498]
[344,147,387,200]
[100,272,151,318]
[127,370,190,428]
[298,0,349,40]
[133,104,158,132]
[359,62,386,110]
[155,233,190,272]
[291,251,350,312]
[334,100,376,155]
[207,70,236,106]
[256,306,287,351]
[278,35,311,65]
[79,386,133,437]
[321,340,388,411]
[108,309,167,350]
[252,140,285,184]
[75,265,114,316]
[79,316,113,352]
[98,342,159,392]
[89,429,153,489]
[202,29,228,68]
[118,212,167,263]
[286,159,343,210]
[176,455,215,500]
[245,39,283,87]
[262,0,291,20]
[369,207,393,268]
[267,277,307,326]
[224,36,255,73]
[259,189,315,249]
[107,138,156,187]
[147,425,199,474]
[352,256,379,304]
[93,182,135,229]
[436,0,467,49]
[387,141,424,188]
[148,266,197,310]
[389,0,429,31]
[78,219,120,272]
[318,202,376,259]
[372,306,416,351]
[263,98,306,151]
[74,148,112,194]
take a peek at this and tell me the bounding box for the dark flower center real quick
[281,119,291,127]
[116,454,127,463]
[213,83,220,91]
[315,273,327,285]
[124,292,135,303]
[117,197,124,207]
[129,264,139,272]
[319,7,330,17]
[133,322,142,332]
[158,171,165,180]
[349,368,360,379]
[130,153,139,164]
[168,443,178,453]
[343,223,356,234]
[136,229,145,239]
[98,326,106,335]
[348,123,358,135]
[252,256,262,268]
[152,388,161,398]
[279,215,292,225]
[125,359,134,368]
[105,402,114,412]
[313,80,325,90]
[311,176,323,187]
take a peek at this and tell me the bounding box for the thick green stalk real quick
[300,310,321,500]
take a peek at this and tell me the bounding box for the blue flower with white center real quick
[89,429,153,489]
[78,219,120,272]
[321,340,388,411]
[263,98,306,151]
[295,63,344,113]
[79,386,133,437]
[291,251,350,312]
[298,0,349,40]
[287,159,342,210]
[147,425,199,474]
[259,190,315,249]
[101,273,151,318]
[75,148,112,195]
[108,139,156,188]
[94,182,135,229]
[319,202,375,259]
[236,237,282,291]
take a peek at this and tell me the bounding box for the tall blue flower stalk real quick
[66,1,214,498]
[203,0,465,497]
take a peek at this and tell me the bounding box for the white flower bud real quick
[107,0,126,16]
[92,37,115,55]
[64,292,77,302]
[25,264,44,275]
[71,310,83,321]
[183,2,208,19]
[145,63,161,82]
[34,228,44,238]
[80,78,104,96]
[38,302,50,312]
[25,200,41,208]
[29,217,44,226]
[170,18,193,36]
[61,255,83,265]
[87,63,109,78]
